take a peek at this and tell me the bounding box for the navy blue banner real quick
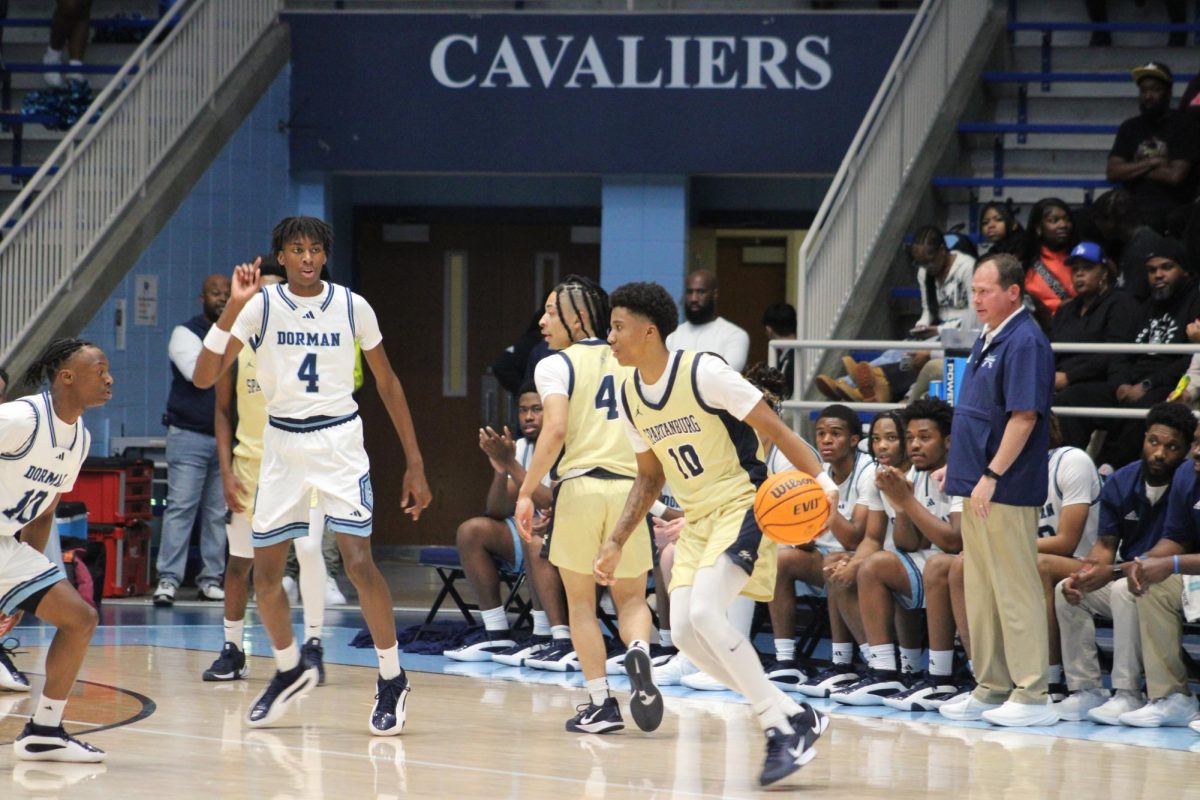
[285,12,912,174]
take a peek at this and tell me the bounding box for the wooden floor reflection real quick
[1,645,1197,799]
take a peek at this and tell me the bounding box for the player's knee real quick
[227,555,253,580]
[455,518,486,551]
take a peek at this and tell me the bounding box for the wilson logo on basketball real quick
[768,477,812,498]
[754,470,830,546]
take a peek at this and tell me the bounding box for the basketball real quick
[754,470,831,545]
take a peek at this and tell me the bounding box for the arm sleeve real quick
[1058,449,1102,507]
[1097,478,1122,539]
[616,388,651,453]
[1001,334,1047,413]
[693,354,765,420]
[914,267,932,328]
[1161,469,1195,545]
[534,353,571,399]
[723,322,750,373]
[1108,121,1136,160]
[352,294,383,350]
[0,402,37,455]
[168,325,203,381]
[229,294,265,346]
[855,463,883,510]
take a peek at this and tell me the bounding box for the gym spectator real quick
[43,0,92,87]
[1121,419,1200,728]
[1050,242,1141,395]
[665,270,750,372]
[1107,61,1199,234]
[761,303,797,398]
[1021,198,1078,315]
[815,226,974,403]
[155,274,231,606]
[1085,0,1188,47]
[979,201,1026,258]
[1057,237,1200,466]
[1054,402,1193,725]
[1091,188,1158,301]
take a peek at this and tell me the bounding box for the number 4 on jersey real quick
[298,353,319,393]
[594,374,618,420]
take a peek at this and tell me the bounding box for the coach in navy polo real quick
[940,252,1059,728]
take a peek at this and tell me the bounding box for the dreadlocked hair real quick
[554,275,610,342]
[271,216,334,255]
[868,409,908,464]
[22,338,94,388]
[743,362,787,413]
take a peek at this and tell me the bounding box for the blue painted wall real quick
[78,69,298,454]
[600,175,688,294]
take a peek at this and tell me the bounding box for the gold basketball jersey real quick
[552,340,637,481]
[621,351,765,519]
[233,346,268,462]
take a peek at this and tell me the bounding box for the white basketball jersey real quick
[1039,446,1101,559]
[0,393,89,537]
[231,282,373,420]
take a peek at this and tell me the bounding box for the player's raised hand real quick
[400,466,432,521]
[230,257,262,306]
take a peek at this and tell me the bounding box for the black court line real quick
[0,675,156,745]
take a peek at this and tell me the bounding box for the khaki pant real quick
[1054,576,1142,693]
[962,502,1049,704]
[1138,575,1189,700]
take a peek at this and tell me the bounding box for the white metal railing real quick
[795,0,992,390]
[0,0,282,362]
[770,337,1200,421]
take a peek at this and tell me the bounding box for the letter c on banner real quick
[431,34,478,88]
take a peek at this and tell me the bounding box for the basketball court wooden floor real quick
[3,608,1200,799]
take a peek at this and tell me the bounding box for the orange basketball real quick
[754,470,831,545]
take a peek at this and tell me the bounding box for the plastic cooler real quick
[62,457,153,525]
[87,522,152,598]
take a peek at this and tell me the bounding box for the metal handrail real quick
[769,337,1199,420]
[794,0,992,392]
[0,0,282,360]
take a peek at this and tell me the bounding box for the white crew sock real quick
[480,606,509,633]
[551,625,571,641]
[899,647,923,674]
[532,610,550,636]
[377,645,401,680]
[775,639,796,663]
[869,644,897,672]
[274,642,300,672]
[928,649,954,677]
[32,696,66,727]
[224,617,244,650]
[586,677,609,706]
[832,642,854,665]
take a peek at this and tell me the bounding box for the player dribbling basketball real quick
[594,282,837,787]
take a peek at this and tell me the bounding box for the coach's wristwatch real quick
[1111,565,1124,579]
[982,467,1003,480]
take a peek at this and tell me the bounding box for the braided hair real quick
[22,338,95,388]
[554,275,610,342]
[743,362,787,413]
